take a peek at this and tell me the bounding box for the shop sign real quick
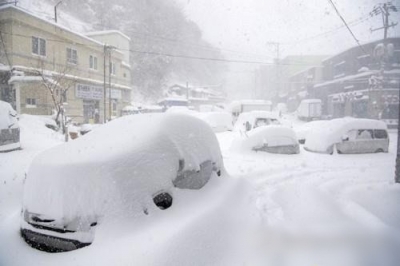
[76,84,103,100]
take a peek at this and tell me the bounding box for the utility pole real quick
[103,44,107,123]
[370,3,400,183]
[108,51,112,121]
[370,2,398,41]
[102,45,116,123]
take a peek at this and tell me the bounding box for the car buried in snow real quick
[304,117,389,154]
[20,113,225,252]
[295,120,328,144]
[231,125,300,154]
[233,111,281,133]
[0,100,21,152]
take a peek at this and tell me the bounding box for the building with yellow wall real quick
[0,5,132,124]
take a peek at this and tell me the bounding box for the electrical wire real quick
[327,0,368,54]
[0,30,325,66]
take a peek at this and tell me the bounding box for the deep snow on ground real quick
[0,114,400,265]
[0,115,64,223]
[217,124,400,265]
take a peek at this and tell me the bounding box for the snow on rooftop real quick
[314,70,378,88]
[0,4,128,49]
[86,30,131,41]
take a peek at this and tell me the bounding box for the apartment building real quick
[313,37,400,125]
[0,5,132,123]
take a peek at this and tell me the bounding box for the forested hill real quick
[7,0,226,100]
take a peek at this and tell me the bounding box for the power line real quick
[127,29,275,60]
[17,2,277,60]
[283,15,370,45]
[0,30,325,66]
[327,0,368,54]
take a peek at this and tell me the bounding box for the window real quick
[26,98,36,107]
[112,100,117,116]
[32,37,46,56]
[374,130,388,139]
[67,48,78,64]
[254,118,269,128]
[173,160,213,190]
[110,62,116,75]
[89,55,98,70]
[356,129,373,140]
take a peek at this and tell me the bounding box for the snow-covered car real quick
[20,113,224,252]
[233,111,280,132]
[295,120,328,144]
[231,125,300,154]
[304,117,389,154]
[0,100,20,152]
[195,111,233,132]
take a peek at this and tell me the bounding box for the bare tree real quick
[33,64,77,139]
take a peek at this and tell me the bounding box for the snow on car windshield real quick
[0,0,399,265]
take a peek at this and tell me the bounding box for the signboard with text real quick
[75,84,103,100]
[76,84,122,100]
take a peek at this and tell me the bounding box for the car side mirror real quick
[245,122,251,131]
[341,135,349,142]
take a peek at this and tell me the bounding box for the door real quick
[83,100,99,123]
[373,129,389,152]
[337,129,358,153]
[354,129,375,153]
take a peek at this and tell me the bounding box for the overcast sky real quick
[175,0,400,60]
[174,0,400,99]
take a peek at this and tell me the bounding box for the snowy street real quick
[1,115,399,265]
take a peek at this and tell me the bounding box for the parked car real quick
[304,117,389,154]
[0,100,20,152]
[295,120,328,144]
[234,111,280,132]
[195,111,233,132]
[21,113,224,252]
[231,125,300,154]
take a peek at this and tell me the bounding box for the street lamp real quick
[54,0,64,23]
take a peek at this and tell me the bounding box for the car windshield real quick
[0,0,399,265]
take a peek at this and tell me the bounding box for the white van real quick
[297,99,322,121]
[304,118,389,154]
